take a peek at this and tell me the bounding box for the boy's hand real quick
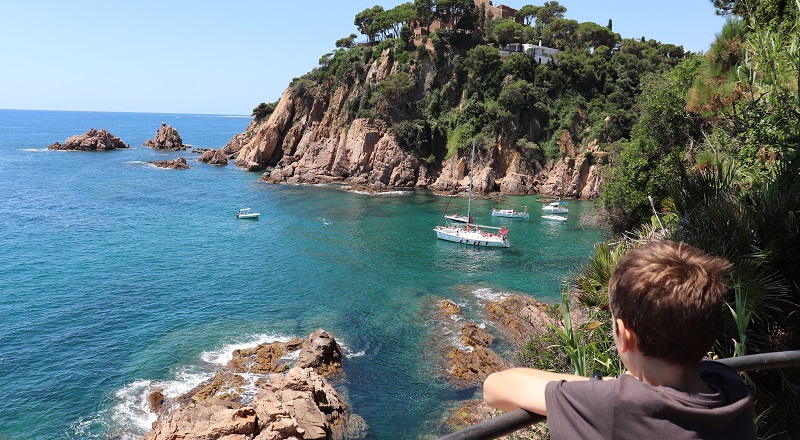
[483,368,589,415]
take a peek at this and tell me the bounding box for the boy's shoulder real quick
[545,362,754,439]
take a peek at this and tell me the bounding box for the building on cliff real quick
[499,41,561,64]
[412,0,520,47]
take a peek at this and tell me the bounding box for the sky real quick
[0,1,727,115]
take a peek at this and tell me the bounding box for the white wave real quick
[105,369,213,440]
[340,343,366,358]
[19,148,50,152]
[472,287,509,302]
[200,333,294,366]
[347,189,412,196]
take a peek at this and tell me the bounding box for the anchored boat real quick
[235,208,260,219]
[435,140,512,248]
[491,208,530,219]
[542,201,569,214]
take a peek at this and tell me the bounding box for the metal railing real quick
[439,351,800,440]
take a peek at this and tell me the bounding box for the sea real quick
[0,109,602,439]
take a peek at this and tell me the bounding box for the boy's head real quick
[609,240,732,366]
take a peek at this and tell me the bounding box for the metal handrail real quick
[439,350,800,440]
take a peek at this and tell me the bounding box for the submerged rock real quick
[145,122,185,150]
[48,128,129,151]
[149,157,190,170]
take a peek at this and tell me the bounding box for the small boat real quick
[435,223,511,247]
[542,201,569,214]
[445,214,470,223]
[491,208,530,219]
[235,208,260,219]
[542,215,568,222]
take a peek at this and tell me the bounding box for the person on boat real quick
[482,240,754,439]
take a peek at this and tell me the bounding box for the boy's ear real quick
[615,318,639,354]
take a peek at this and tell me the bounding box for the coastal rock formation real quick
[48,129,129,151]
[143,330,361,440]
[199,149,229,166]
[149,157,190,170]
[430,298,509,388]
[296,329,343,376]
[484,295,556,347]
[224,52,604,198]
[145,122,185,150]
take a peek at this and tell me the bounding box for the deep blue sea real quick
[0,109,602,439]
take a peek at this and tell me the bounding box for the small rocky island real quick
[48,129,129,151]
[198,148,229,166]
[145,122,185,150]
[148,157,190,170]
[143,329,367,440]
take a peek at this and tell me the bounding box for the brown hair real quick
[609,240,732,365]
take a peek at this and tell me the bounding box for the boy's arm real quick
[483,368,589,415]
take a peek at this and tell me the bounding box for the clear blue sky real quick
[0,0,726,115]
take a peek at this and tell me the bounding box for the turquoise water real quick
[0,109,602,439]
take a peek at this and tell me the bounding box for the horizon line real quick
[0,107,251,117]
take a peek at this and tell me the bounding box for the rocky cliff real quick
[225,49,603,198]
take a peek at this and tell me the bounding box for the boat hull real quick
[236,214,260,219]
[491,209,530,219]
[445,215,469,223]
[542,206,568,214]
[434,227,510,248]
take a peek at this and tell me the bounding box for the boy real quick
[483,240,755,439]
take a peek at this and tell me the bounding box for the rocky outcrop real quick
[199,149,229,166]
[296,330,343,376]
[48,129,129,151]
[484,295,556,347]
[431,298,509,389]
[149,157,190,170]
[145,122,185,150]
[143,330,360,440]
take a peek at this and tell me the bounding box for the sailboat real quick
[435,141,511,248]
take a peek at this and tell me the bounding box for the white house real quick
[499,41,561,64]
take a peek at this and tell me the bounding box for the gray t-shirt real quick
[545,361,754,439]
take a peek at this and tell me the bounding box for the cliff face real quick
[226,50,603,198]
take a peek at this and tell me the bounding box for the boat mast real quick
[467,139,475,224]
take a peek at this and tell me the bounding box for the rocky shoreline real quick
[429,292,562,438]
[136,292,559,440]
[142,330,367,440]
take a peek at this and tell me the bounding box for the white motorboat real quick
[542,215,568,222]
[445,214,470,223]
[542,201,569,214]
[435,140,511,248]
[434,224,511,247]
[235,208,260,219]
[491,208,530,219]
